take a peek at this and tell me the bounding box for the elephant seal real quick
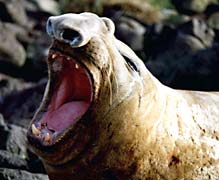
[27,12,219,180]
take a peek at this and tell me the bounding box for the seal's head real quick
[27,12,151,175]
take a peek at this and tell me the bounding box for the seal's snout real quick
[46,13,116,49]
[46,14,91,48]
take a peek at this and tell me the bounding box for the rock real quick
[143,23,177,60]
[147,43,219,90]
[0,22,26,66]
[6,124,28,158]
[0,79,46,127]
[178,18,215,47]
[112,14,146,53]
[0,113,5,125]
[0,0,32,28]
[0,74,33,97]
[207,12,219,42]
[144,18,214,61]
[0,115,46,176]
[144,16,217,90]
[102,1,160,24]
[0,150,28,170]
[0,114,8,150]
[171,0,218,15]
[0,168,48,180]
[32,0,60,15]
[26,33,51,69]
[171,44,219,90]
[204,3,219,17]
[0,116,28,168]
[0,0,55,69]
[207,12,219,30]
[146,32,205,86]
[175,33,205,51]
[204,4,219,42]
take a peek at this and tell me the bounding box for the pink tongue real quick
[40,101,89,131]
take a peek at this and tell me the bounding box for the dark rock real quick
[144,17,218,90]
[0,114,8,150]
[204,3,219,17]
[0,114,6,126]
[207,12,219,42]
[178,18,215,47]
[0,150,28,170]
[0,74,33,97]
[207,13,219,30]
[170,44,219,90]
[26,33,51,69]
[171,0,218,15]
[0,17,49,68]
[175,32,205,52]
[147,43,219,90]
[0,79,46,127]
[6,124,28,157]
[144,23,177,59]
[0,22,26,66]
[146,32,205,86]
[0,116,29,169]
[0,0,32,28]
[144,18,214,64]
[0,115,46,175]
[0,168,48,180]
[26,149,47,174]
[112,14,146,56]
[0,0,55,71]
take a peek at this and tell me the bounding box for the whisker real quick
[108,74,113,106]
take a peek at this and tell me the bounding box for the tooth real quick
[44,133,51,142]
[52,54,57,59]
[75,63,79,69]
[31,124,41,136]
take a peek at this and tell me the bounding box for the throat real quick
[41,59,92,132]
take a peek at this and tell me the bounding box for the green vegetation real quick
[147,0,174,9]
[59,0,174,14]
[58,0,103,13]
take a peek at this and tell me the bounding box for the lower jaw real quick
[28,120,92,165]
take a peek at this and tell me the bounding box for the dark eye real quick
[122,55,139,73]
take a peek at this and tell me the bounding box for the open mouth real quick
[30,50,93,145]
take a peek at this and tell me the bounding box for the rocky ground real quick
[0,0,219,179]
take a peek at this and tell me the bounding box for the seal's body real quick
[27,13,219,180]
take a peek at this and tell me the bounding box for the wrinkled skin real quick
[27,12,219,180]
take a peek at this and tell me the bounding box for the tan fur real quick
[28,13,219,180]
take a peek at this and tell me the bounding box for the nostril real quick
[46,19,54,36]
[47,19,52,28]
[62,28,82,42]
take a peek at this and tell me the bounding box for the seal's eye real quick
[122,55,139,73]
